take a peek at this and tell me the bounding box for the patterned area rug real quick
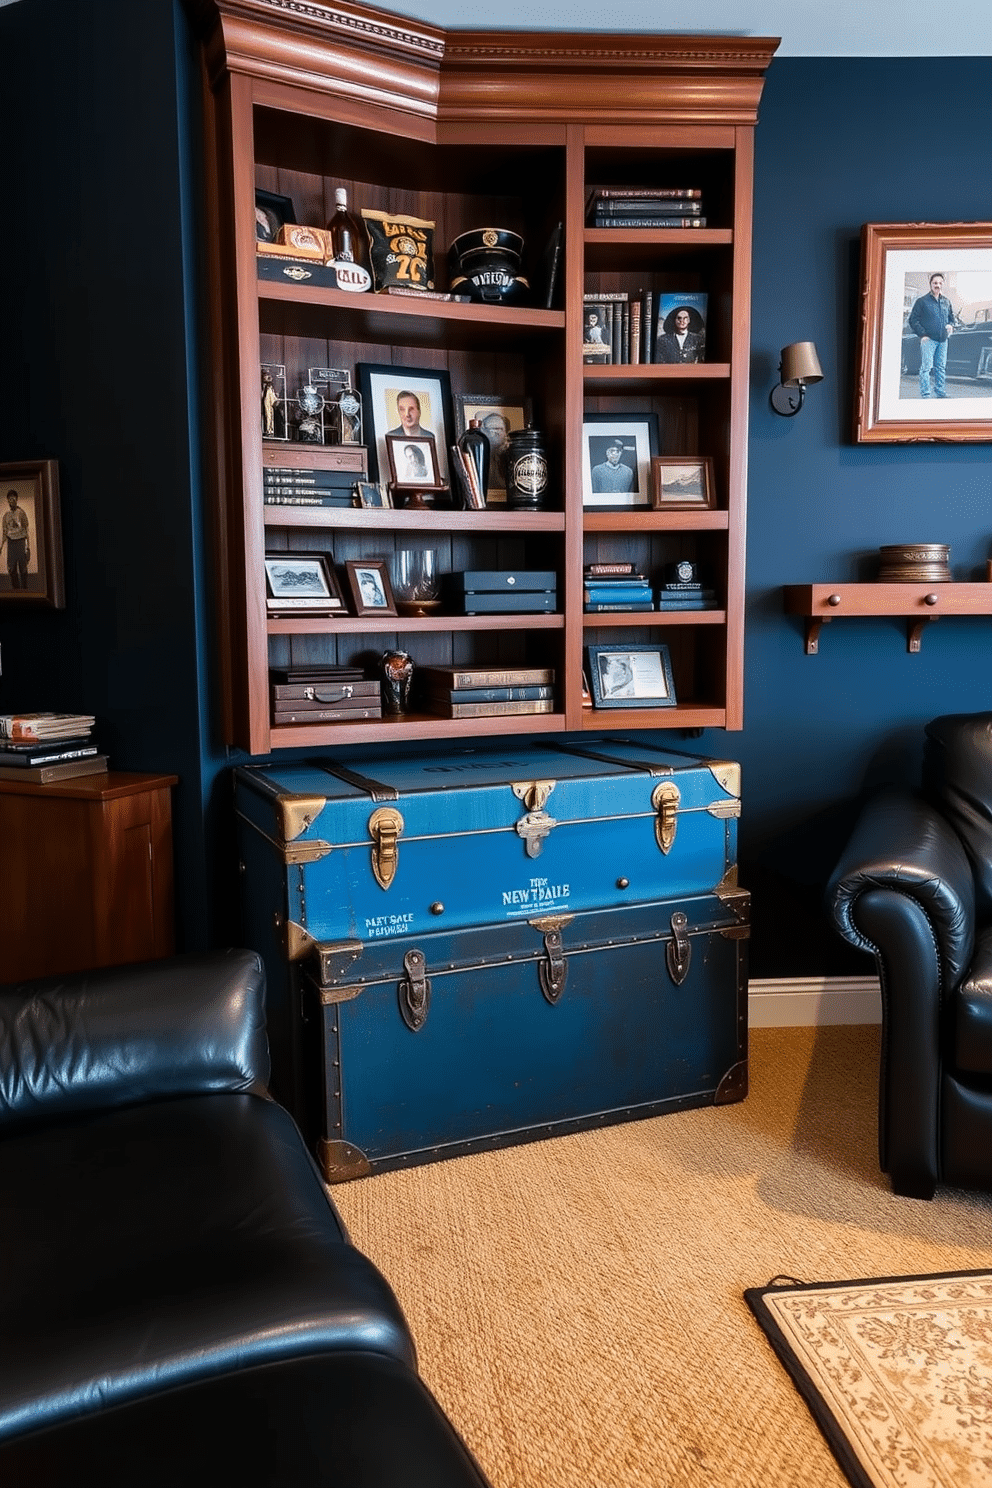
[746,1271,992,1488]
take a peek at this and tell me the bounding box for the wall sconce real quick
[769,341,824,416]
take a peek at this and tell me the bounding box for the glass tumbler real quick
[391,549,440,615]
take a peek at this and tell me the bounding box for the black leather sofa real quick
[828,712,992,1200]
[0,949,491,1486]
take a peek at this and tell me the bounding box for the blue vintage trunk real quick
[234,740,748,1179]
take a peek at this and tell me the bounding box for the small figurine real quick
[380,649,414,714]
[261,367,279,438]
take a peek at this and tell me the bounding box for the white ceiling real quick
[1,0,990,56]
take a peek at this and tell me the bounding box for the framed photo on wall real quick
[356,363,454,483]
[582,414,659,508]
[853,222,992,443]
[0,459,64,608]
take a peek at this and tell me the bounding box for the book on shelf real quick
[422,684,554,706]
[584,602,656,613]
[0,755,109,785]
[272,706,383,725]
[584,583,653,601]
[425,698,555,719]
[588,186,702,201]
[539,221,564,309]
[448,445,486,509]
[382,285,471,302]
[585,562,637,576]
[591,215,707,229]
[593,199,704,216]
[419,666,555,690]
[582,297,614,364]
[0,740,100,767]
[269,664,368,684]
[0,713,95,743]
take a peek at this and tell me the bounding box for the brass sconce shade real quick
[770,341,824,416]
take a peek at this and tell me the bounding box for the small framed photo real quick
[355,481,392,508]
[344,558,398,617]
[651,457,715,510]
[453,394,532,500]
[0,459,64,608]
[586,644,676,710]
[255,188,296,243]
[264,552,343,614]
[655,293,708,363]
[853,222,992,443]
[582,414,659,508]
[355,362,454,484]
[385,432,444,491]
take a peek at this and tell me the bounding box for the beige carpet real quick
[332,1025,992,1488]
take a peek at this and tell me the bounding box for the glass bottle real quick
[327,187,372,293]
[457,418,490,504]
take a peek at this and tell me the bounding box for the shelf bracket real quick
[804,617,827,655]
[907,616,937,653]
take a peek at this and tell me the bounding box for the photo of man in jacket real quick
[907,272,957,398]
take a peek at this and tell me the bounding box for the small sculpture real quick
[380,649,414,714]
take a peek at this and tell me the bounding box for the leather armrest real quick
[827,788,975,989]
[0,949,270,1131]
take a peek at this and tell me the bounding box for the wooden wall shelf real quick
[783,582,992,653]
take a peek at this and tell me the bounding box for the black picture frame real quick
[255,188,296,243]
[355,362,454,484]
[582,413,659,508]
[263,551,344,614]
[585,644,676,709]
[0,459,65,608]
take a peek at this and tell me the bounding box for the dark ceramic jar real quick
[506,427,549,510]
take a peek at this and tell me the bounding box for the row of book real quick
[586,186,707,229]
[583,566,718,613]
[418,666,554,718]
[583,290,708,367]
[0,712,107,783]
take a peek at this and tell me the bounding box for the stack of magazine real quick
[0,712,106,784]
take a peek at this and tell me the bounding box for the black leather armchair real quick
[828,712,992,1199]
[0,949,491,1486]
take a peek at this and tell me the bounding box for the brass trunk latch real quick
[652,781,681,855]
[512,779,557,858]
[398,948,430,1031]
[368,806,404,890]
[531,914,573,1005]
[667,910,691,985]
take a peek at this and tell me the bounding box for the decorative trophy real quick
[295,380,325,444]
[306,368,362,445]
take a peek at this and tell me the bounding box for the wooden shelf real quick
[784,582,992,653]
[197,4,773,752]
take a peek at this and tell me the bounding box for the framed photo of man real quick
[581,414,659,508]
[585,644,676,709]
[853,222,992,443]
[0,459,64,608]
[453,393,532,502]
[355,363,454,482]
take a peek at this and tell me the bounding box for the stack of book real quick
[0,712,106,783]
[269,666,382,725]
[583,564,654,613]
[418,666,555,719]
[656,579,719,611]
[263,466,359,508]
[587,186,706,229]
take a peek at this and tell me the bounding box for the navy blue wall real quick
[2,25,990,976]
[726,57,992,974]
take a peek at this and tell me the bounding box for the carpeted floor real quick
[332,1025,992,1488]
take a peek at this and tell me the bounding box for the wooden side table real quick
[0,771,178,982]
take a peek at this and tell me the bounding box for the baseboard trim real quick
[748,976,881,1028]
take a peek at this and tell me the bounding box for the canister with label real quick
[506,427,549,510]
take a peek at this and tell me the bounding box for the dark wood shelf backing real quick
[783,582,992,653]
